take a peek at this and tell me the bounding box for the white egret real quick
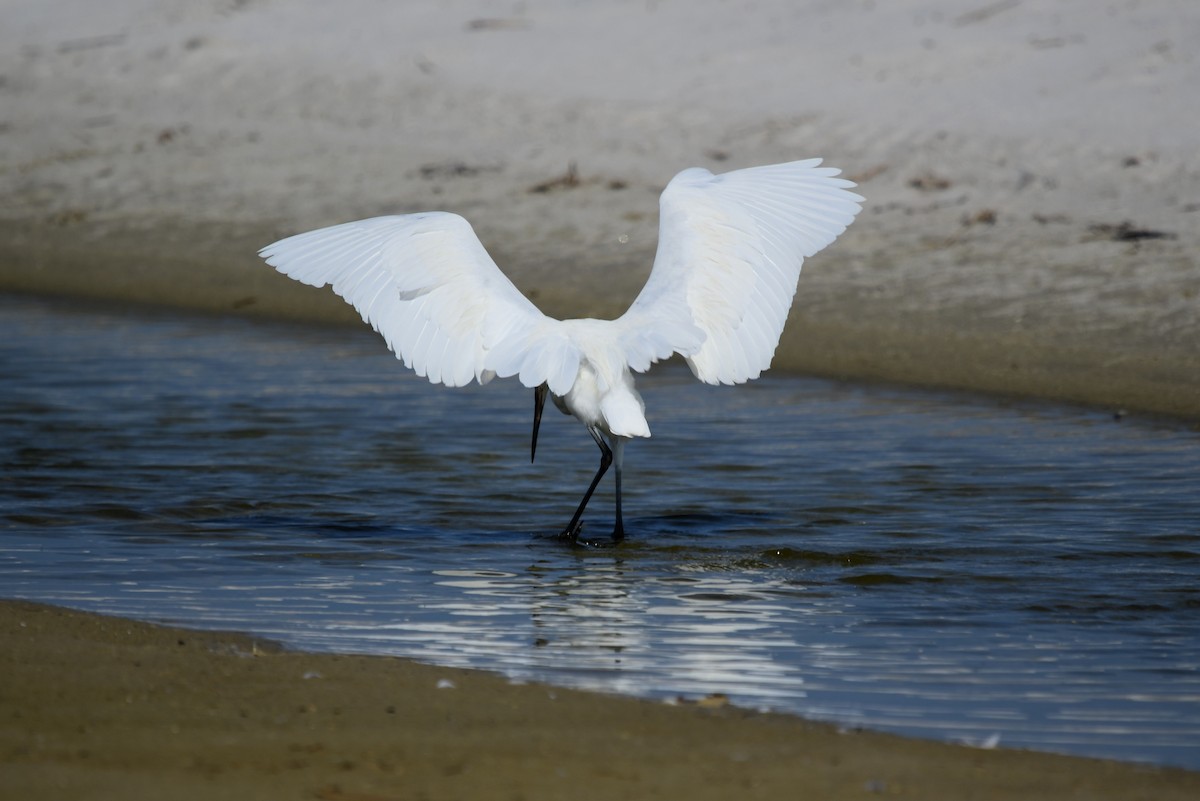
[260,159,863,543]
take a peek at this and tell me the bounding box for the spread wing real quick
[616,159,863,384]
[259,213,581,395]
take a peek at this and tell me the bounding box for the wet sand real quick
[2,1,1198,418]
[4,599,1198,801]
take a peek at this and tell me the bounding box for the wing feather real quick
[260,214,581,393]
[617,159,863,384]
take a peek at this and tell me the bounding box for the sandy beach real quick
[1,0,1197,417]
[4,599,1198,801]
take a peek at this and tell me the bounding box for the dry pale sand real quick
[4,600,1199,801]
[1,0,1197,416]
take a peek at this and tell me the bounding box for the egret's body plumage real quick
[261,159,863,542]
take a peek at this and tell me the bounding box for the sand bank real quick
[4,600,1197,801]
[2,0,1198,419]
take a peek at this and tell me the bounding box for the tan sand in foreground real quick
[3,600,1197,801]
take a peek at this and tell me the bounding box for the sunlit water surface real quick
[2,295,1198,769]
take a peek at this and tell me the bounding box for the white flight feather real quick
[620,159,863,384]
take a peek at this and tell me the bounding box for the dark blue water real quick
[2,294,1198,768]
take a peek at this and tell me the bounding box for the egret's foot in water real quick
[557,521,623,548]
[559,519,584,544]
[578,534,623,549]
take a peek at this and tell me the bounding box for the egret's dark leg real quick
[560,426,611,542]
[611,436,626,541]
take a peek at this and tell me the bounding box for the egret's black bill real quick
[531,384,547,462]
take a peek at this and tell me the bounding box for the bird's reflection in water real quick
[414,554,809,704]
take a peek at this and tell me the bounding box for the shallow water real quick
[2,294,1198,769]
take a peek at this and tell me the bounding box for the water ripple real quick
[2,295,1199,769]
